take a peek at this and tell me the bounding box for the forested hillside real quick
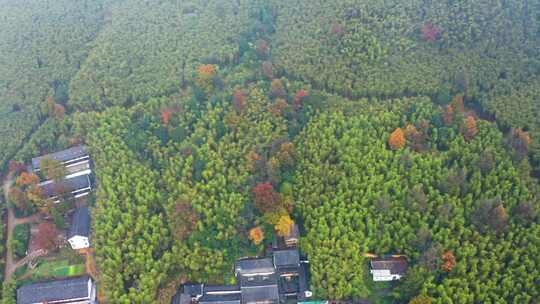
[294,98,540,302]
[0,0,113,171]
[270,0,540,99]
[2,0,540,303]
[68,0,262,111]
[482,77,540,164]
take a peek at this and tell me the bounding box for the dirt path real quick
[15,213,42,225]
[11,249,46,272]
[3,172,15,282]
[3,172,45,282]
[85,249,97,279]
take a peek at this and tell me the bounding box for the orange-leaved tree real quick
[463,116,478,141]
[197,64,216,77]
[451,94,465,114]
[389,128,406,150]
[442,105,454,126]
[508,128,531,158]
[196,64,217,94]
[249,226,264,245]
[161,108,172,126]
[16,172,40,188]
[441,250,456,272]
[293,89,308,110]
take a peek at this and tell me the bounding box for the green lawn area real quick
[32,259,85,280]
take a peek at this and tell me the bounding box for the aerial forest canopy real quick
[1,0,540,303]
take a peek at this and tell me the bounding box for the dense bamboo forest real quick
[1,0,540,303]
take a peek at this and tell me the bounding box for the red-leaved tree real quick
[172,200,199,240]
[256,40,270,59]
[252,182,281,214]
[330,21,345,37]
[442,105,454,126]
[53,103,66,119]
[421,22,441,42]
[8,160,27,175]
[233,89,246,113]
[261,61,274,79]
[161,109,172,126]
[36,222,60,252]
[293,90,308,110]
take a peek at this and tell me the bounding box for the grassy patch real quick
[32,259,85,280]
[12,223,30,259]
[13,264,28,279]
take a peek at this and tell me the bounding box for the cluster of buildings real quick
[13,147,409,304]
[173,224,311,304]
[174,248,310,304]
[31,145,93,250]
[15,146,97,304]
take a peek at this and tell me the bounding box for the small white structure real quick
[370,257,408,281]
[68,206,91,250]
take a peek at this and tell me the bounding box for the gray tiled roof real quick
[40,174,91,199]
[171,293,192,304]
[17,276,91,304]
[285,224,300,241]
[32,145,88,169]
[204,285,240,293]
[199,293,241,304]
[241,285,279,304]
[235,258,275,276]
[182,283,203,296]
[273,249,300,268]
[69,206,91,238]
[239,273,278,288]
[371,257,408,275]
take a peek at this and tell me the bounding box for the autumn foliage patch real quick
[421,22,441,41]
[389,128,406,150]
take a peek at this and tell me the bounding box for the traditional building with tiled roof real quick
[17,276,96,304]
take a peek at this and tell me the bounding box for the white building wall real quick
[68,235,90,249]
[370,269,402,281]
[88,278,97,304]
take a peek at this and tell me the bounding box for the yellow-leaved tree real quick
[275,214,294,237]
